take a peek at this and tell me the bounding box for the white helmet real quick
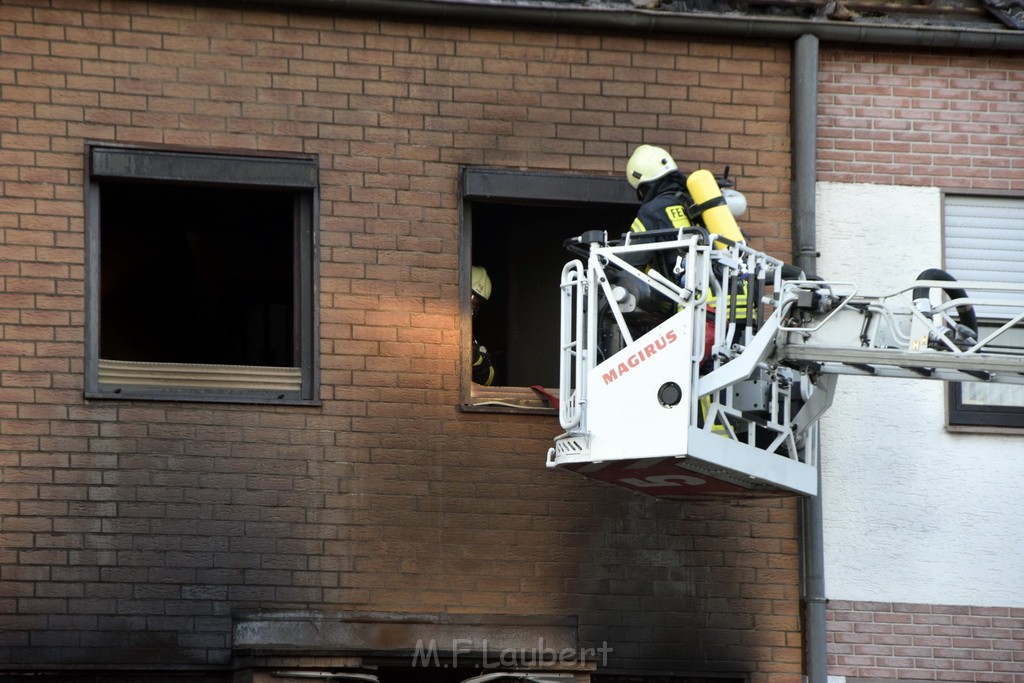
[626,144,678,189]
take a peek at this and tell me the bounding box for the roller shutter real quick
[945,194,1024,314]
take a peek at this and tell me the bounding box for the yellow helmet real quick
[471,266,492,301]
[626,144,678,189]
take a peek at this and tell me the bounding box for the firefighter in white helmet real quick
[626,144,748,234]
[471,266,495,386]
[622,144,699,279]
[624,145,750,367]
[626,144,694,234]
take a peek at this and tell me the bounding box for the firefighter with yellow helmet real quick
[471,265,495,386]
[624,144,750,362]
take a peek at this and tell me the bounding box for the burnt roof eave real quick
[228,0,1024,50]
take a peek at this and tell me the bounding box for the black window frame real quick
[84,143,319,405]
[946,318,1024,431]
[459,166,639,414]
[947,383,1024,430]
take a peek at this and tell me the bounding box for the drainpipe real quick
[792,33,827,683]
[801,440,828,683]
[792,34,819,278]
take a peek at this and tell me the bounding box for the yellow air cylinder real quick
[686,169,745,246]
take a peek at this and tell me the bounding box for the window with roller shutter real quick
[943,193,1024,430]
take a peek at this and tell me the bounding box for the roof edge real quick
[242,0,1024,50]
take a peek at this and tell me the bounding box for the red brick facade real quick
[827,601,1024,683]
[0,1,800,680]
[818,49,1024,190]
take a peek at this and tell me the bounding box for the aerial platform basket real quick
[547,228,1024,500]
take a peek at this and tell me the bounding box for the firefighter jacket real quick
[631,172,693,233]
[631,172,748,319]
[472,338,495,386]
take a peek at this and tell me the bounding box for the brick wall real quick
[818,48,1024,190]
[0,0,799,679]
[827,601,1024,683]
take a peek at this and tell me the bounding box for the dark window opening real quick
[471,201,637,389]
[460,167,640,413]
[85,145,318,404]
[99,181,297,367]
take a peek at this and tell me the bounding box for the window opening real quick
[86,145,318,404]
[472,202,637,388]
[461,168,638,412]
[99,182,296,367]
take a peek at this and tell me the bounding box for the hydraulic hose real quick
[912,268,978,337]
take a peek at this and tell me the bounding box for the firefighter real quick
[626,145,753,430]
[625,144,750,326]
[624,144,710,353]
[626,144,694,234]
[616,144,696,314]
[471,265,495,386]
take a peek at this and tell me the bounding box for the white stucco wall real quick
[816,181,1024,608]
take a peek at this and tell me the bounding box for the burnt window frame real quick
[84,143,319,405]
[459,166,639,414]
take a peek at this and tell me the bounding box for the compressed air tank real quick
[686,169,745,244]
